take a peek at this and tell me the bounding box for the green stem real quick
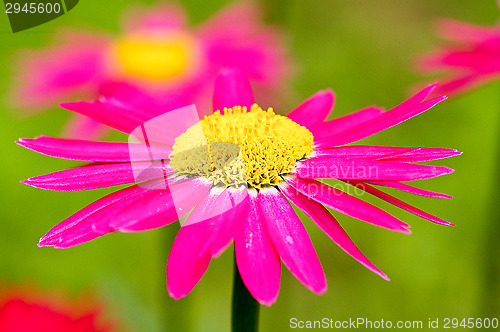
[232,255,260,332]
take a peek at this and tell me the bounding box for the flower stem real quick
[232,255,260,332]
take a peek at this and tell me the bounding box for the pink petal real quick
[61,98,156,134]
[212,68,255,112]
[259,187,326,294]
[202,187,250,257]
[167,224,212,299]
[311,146,462,162]
[22,162,172,191]
[235,189,281,306]
[343,180,455,226]
[292,157,454,181]
[9,31,108,111]
[167,187,235,299]
[39,177,210,248]
[61,114,109,141]
[17,136,172,162]
[365,181,452,199]
[279,182,389,280]
[106,177,212,233]
[314,84,446,147]
[284,175,410,232]
[286,90,334,129]
[311,146,415,159]
[311,106,385,138]
[198,1,293,96]
[379,147,462,162]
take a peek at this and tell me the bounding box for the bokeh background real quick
[1,0,499,331]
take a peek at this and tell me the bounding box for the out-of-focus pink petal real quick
[310,106,385,138]
[199,1,293,97]
[292,157,454,181]
[286,90,334,129]
[61,114,109,141]
[259,187,326,294]
[435,18,500,45]
[17,136,172,162]
[21,162,172,191]
[279,182,389,280]
[343,180,455,226]
[314,84,446,147]
[235,189,281,306]
[213,68,255,112]
[365,181,452,199]
[9,32,108,111]
[284,175,410,232]
[122,3,187,32]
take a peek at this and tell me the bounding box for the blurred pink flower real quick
[0,288,114,332]
[9,2,293,139]
[416,16,500,96]
[19,69,459,305]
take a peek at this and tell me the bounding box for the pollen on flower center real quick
[170,104,314,188]
[107,31,199,83]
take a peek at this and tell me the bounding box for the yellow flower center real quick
[170,104,314,188]
[107,31,199,83]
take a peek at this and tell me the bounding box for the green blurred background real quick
[0,0,499,331]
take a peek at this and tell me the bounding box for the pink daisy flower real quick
[18,69,460,305]
[416,11,500,96]
[0,288,115,332]
[9,1,292,139]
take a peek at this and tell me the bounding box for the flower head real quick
[0,288,114,332]
[10,2,293,140]
[19,69,460,305]
[416,12,500,96]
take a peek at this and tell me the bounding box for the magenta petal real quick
[279,182,389,280]
[235,190,281,306]
[284,175,410,232]
[38,182,153,248]
[343,180,455,226]
[259,187,326,294]
[311,146,414,159]
[213,68,255,112]
[61,98,155,134]
[17,136,172,162]
[167,223,212,299]
[38,177,209,248]
[311,106,384,138]
[365,181,452,199]
[286,90,334,129]
[108,177,212,232]
[202,187,250,257]
[380,148,463,162]
[292,157,454,181]
[314,84,447,147]
[22,162,172,191]
[311,146,461,162]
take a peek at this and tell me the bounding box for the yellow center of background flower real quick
[170,104,314,188]
[108,31,199,83]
